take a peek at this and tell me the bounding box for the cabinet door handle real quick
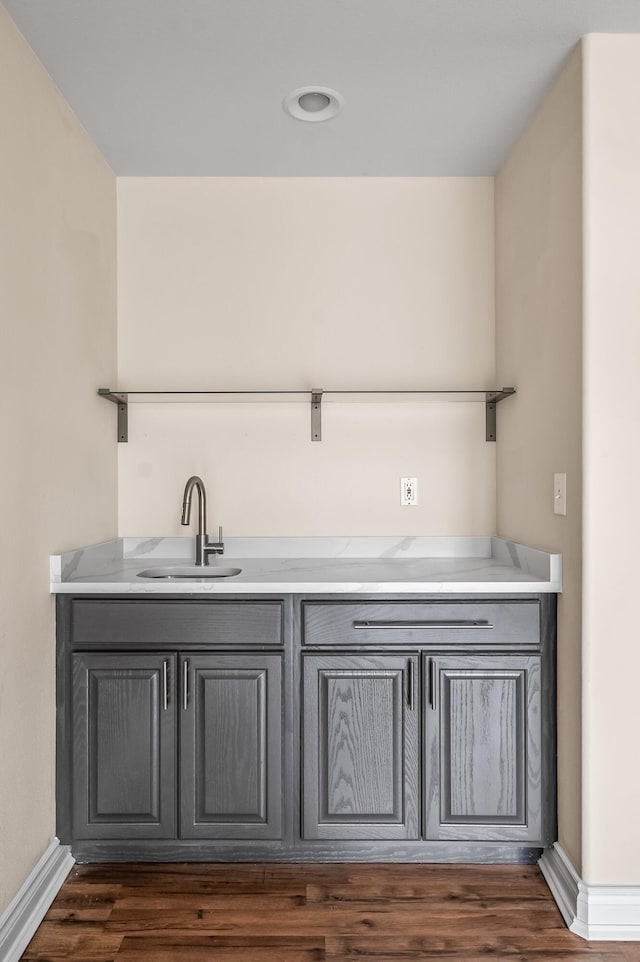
[429,658,437,711]
[182,659,189,710]
[352,620,493,630]
[406,658,414,711]
[162,660,169,711]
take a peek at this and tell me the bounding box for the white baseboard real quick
[539,843,640,941]
[0,838,74,962]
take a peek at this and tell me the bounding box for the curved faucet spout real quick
[181,475,207,533]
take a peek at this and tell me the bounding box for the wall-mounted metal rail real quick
[98,387,516,444]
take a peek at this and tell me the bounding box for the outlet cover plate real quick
[401,477,418,506]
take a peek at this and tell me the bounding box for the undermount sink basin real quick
[137,565,242,580]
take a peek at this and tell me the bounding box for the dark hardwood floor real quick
[20,863,640,961]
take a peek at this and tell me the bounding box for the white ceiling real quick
[5,0,640,176]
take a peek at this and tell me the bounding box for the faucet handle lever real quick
[208,524,224,555]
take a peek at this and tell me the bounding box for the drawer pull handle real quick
[429,658,437,710]
[162,660,169,711]
[183,659,189,710]
[407,659,414,711]
[352,620,493,630]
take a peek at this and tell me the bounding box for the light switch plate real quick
[554,473,567,516]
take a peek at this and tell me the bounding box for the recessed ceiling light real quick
[283,86,344,123]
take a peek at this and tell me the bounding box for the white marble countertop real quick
[50,536,562,594]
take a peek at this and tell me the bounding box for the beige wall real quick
[117,178,496,536]
[582,34,640,885]
[0,7,117,914]
[495,49,583,870]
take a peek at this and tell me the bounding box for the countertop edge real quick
[51,579,561,595]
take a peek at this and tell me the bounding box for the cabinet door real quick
[303,654,420,840]
[71,652,176,839]
[423,654,542,842]
[180,654,282,839]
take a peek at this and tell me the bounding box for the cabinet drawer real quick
[71,599,283,648]
[302,600,539,647]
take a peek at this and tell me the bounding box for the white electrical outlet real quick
[401,477,418,506]
[553,473,567,516]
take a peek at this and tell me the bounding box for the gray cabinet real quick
[58,593,555,860]
[302,654,420,840]
[423,654,542,841]
[180,654,282,839]
[71,652,176,840]
[69,648,282,843]
[300,599,552,846]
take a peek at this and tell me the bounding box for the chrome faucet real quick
[180,475,224,565]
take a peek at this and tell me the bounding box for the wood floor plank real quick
[306,879,553,903]
[72,862,347,883]
[326,935,633,961]
[116,934,325,962]
[45,884,122,922]
[18,863,640,962]
[104,913,579,940]
[20,922,123,962]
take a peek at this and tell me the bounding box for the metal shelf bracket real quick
[485,387,516,441]
[311,389,323,442]
[98,389,128,442]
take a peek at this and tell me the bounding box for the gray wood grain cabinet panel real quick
[180,654,282,839]
[71,652,176,840]
[71,599,283,648]
[302,600,540,647]
[423,654,542,842]
[303,654,420,840]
